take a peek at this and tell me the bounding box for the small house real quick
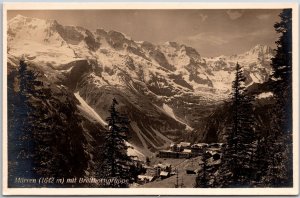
[154,163,172,172]
[186,168,201,175]
[137,175,155,184]
[159,150,178,158]
[145,167,159,178]
[191,143,208,156]
[160,171,170,179]
[178,142,191,149]
[170,143,177,151]
[178,149,192,158]
[170,143,183,152]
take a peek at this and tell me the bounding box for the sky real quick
[7,9,282,57]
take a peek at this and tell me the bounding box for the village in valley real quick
[135,142,224,187]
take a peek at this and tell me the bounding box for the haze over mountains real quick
[7,15,275,155]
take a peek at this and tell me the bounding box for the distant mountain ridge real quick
[7,15,275,153]
[8,15,275,97]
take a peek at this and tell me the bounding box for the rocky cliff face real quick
[7,15,275,154]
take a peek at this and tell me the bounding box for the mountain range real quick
[7,15,276,156]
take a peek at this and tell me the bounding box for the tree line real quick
[8,59,141,188]
[196,9,293,188]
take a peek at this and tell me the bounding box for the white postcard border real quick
[2,2,299,195]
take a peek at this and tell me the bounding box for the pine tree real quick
[195,152,209,188]
[261,9,293,187]
[220,63,256,187]
[271,9,292,137]
[98,98,137,187]
[272,9,292,96]
[8,60,88,187]
[31,85,88,179]
[7,65,19,186]
[7,60,40,186]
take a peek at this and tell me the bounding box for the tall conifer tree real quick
[271,9,292,137]
[220,63,256,187]
[195,151,209,188]
[261,9,293,187]
[99,98,137,187]
[8,60,88,187]
[7,60,39,186]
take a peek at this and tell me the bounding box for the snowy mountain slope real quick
[8,15,78,66]
[74,91,107,126]
[75,78,185,153]
[7,15,275,151]
[161,103,193,130]
[205,44,275,92]
[74,91,147,160]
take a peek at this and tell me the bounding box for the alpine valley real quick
[7,15,276,159]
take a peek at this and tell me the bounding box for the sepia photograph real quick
[2,2,299,195]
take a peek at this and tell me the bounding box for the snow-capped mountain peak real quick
[8,15,274,99]
[247,44,274,55]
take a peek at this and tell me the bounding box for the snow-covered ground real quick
[74,92,107,126]
[256,91,273,99]
[126,142,146,161]
[130,121,170,154]
[161,103,193,131]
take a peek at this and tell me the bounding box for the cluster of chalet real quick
[137,163,173,184]
[137,142,225,185]
[158,142,225,159]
